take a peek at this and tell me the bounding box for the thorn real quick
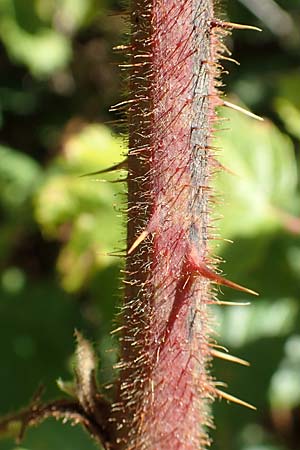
[110,98,141,111]
[218,42,232,56]
[127,210,160,255]
[215,388,256,410]
[106,252,127,258]
[210,343,229,353]
[119,62,150,68]
[111,326,126,335]
[212,159,239,177]
[220,21,262,32]
[79,160,127,178]
[214,300,251,306]
[113,44,131,51]
[128,230,149,254]
[82,177,127,184]
[211,349,250,366]
[223,101,264,121]
[188,252,258,296]
[211,237,234,244]
[220,56,240,66]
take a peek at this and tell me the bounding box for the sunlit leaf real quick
[269,334,300,408]
[275,97,300,140]
[0,1,71,77]
[34,124,125,291]
[0,145,41,212]
[214,106,298,241]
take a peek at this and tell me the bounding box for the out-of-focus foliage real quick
[0,0,107,77]
[0,1,300,450]
[0,144,42,262]
[215,107,298,240]
[35,124,125,292]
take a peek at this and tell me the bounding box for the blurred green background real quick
[0,0,300,449]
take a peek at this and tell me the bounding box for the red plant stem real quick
[112,1,221,448]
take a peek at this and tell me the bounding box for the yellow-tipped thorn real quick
[221,56,240,66]
[211,349,250,367]
[223,101,264,122]
[221,278,259,297]
[128,230,149,254]
[111,326,126,335]
[215,388,256,410]
[110,99,139,111]
[113,44,131,51]
[216,300,251,306]
[222,21,262,32]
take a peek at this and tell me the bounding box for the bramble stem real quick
[112,1,220,448]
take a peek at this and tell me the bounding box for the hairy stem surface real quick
[110,1,222,449]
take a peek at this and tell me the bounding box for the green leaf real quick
[0,1,71,77]
[0,144,41,213]
[62,123,127,175]
[0,144,42,262]
[269,335,300,409]
[214,106,298,241]
[215,298,298,349]
[274,97,300,140]
[34,124,125,292]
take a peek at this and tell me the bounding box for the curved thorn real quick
[221,21,262,32]
[220,56,240,66]
[210,343,229,353]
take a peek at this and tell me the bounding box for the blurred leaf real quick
[0,282,85,410]
[241,444,283,450]
[269,334,300,409]
[12,447,31,450]
[0,420,97,450]
[0,0,108,78]
[36,0,102,33]
[62,123,127,174]
[0,144,41,213]
[0,0,71,77]
[0,24,71,78]
[214,106,298,242]
[276,72,300,110]
[215,298,298,349]
[35,123,125,292]
[0,87,38,118]
[1,267,26,294]
[0,145,42,262]
[275,97,300,140]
